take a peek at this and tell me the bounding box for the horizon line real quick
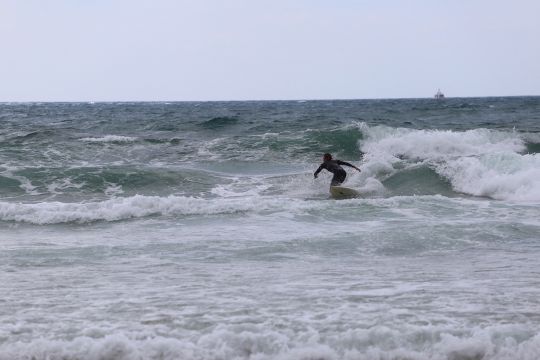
[1,94,539,104]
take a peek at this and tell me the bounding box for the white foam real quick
[0,167,40,195]
[361,126,524,160]
[0,194,321,224]
[0,193,472,225]
[104,182,124,196]
[358,124,540,202]
[0,325,539,360]
[437,152,540,201]
[210,181,271,198]
[80,135,137,143]
[521,131,540,145]
[46,178,85,194]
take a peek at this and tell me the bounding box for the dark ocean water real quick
[1,97,540,359]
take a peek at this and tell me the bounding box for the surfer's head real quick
[323,153,332,161]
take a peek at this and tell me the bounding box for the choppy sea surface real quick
[1,97,540,360]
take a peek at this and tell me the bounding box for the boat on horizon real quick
[434,89,445,99]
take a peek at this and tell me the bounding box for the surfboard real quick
[329,186,361,199]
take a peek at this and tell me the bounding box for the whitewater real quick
[1,98,540,359]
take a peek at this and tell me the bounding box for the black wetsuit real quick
[314,160,356,186]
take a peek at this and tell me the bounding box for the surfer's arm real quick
[314,164,324,178]
[337,160,361,172]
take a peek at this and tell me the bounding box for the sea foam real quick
[80,135,137,143]
[0,325,539,360]
[0,195,317,224]
[359,124,540,202]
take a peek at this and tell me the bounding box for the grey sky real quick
[2,0,539,101]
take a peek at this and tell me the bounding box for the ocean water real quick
[1,97,540,360]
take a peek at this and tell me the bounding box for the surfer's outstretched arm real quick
[337,160,361,172]
[314,164,324,178]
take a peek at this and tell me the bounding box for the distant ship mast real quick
[434,89,445,99]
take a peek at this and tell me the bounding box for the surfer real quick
[314,153,361,186]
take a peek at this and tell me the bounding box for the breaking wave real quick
[1,324,539,360]
[0,194,318,224]
[357,124,540,202]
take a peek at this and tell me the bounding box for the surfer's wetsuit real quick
[314,160,356,186]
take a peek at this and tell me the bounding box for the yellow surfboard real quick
[329,186,361,199]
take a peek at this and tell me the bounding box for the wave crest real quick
[0,195,316,224]
[80,135,137,143]
[359,124,540,201]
